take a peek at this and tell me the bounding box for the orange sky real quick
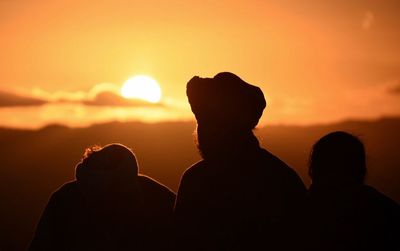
[0,0,399,128]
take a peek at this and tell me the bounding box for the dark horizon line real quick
[1,115,400,132]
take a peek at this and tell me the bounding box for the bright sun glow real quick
[121,75,162,103]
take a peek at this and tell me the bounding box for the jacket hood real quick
[75,144,139,189]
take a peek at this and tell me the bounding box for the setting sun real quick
[121,75,162,103]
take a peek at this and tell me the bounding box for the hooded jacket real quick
[30,144,175,251]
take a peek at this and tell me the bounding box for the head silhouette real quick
[186,72,266,158]
[309,131,366,187]
[75,143,139,186]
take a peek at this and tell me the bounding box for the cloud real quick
[362,11,375,30]
[0,85,161,108]
[24,83,162,107]
[79,83,160,107]
[82,91,160,107]
[0,90,47,107]
[31,88,87,102]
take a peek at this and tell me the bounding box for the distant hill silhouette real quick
[1,117,399,250]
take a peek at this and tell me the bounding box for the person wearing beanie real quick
[174,72,307,250]
[29,143,175,251]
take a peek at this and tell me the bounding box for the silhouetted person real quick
[174,72,307,250]
[29,143,176,251]
[306,131,400,251]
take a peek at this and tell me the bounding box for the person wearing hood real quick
[29,143,176,251]
[174,72,307,250]
[306,131,400,251]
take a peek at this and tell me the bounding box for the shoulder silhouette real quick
[306,131,400,251]
[174,72,307,250]
[29,143,176,251]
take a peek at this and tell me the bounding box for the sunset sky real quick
[1,0,399,128]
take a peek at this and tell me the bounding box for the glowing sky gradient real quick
[0,0,399,128]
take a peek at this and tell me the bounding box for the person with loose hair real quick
[307,131,399,251]
[29,143,175,251]
[174,72,306,250]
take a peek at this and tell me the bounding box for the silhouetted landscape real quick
[1,117,400,250]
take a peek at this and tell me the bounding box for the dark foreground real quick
[1,117,400,250]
